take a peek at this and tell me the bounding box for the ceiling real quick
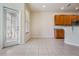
[27,3,79,12]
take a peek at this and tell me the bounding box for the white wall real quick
[31,12,53,38]
[0,3,25,49]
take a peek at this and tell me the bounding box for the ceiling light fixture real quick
[42,5,46,8]
[75,7,79,10]
[60,7,64,10]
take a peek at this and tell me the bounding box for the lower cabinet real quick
[54,29,64,39]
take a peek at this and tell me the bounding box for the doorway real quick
[3,7,19,47]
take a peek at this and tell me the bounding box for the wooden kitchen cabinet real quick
[71,15,77,22]
[55,15,79,26]
[54,29,64,39]
[65,15,72,26]
[76,15,79,20]
[55,15,64,25]
[55,15,70,26]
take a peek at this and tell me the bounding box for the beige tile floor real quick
[0,38,79,56]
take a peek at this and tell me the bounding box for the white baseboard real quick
[64,41,79,47]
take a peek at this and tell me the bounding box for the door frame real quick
[2,6,19,48]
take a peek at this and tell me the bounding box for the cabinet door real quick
[66,15,72,26]
[58,29,64,38]
[63,15,67,25]
[55,15,64,25]
[76,15,79,20]
[54,29,64,39]
[55,15,60,25]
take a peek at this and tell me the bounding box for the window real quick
[25,11,30,33]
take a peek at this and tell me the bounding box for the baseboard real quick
[64,41,79,47]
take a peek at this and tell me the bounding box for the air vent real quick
[66,3,71,7]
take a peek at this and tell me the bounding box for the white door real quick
[3,7,19,47]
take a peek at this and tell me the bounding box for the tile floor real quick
[0,38,79,56]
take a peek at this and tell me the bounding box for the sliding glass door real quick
[3,7,19,47]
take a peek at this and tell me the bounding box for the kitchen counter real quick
[64,26,79,46]
[54,26,79,46]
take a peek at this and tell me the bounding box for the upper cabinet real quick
[76,15,79,20]
[54,15,79,26]
[65,15,72,26]
[55,15,64,25]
